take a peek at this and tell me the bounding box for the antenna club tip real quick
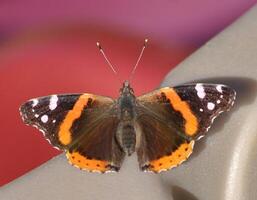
[96,42,102,50]
[144,38,148,47]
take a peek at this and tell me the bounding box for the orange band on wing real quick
[58,94,92,145]
[66,151,109,173]
[161,87,198,136]
[149,141,194,173]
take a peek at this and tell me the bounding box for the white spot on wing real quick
[41,115,48,123]
[35,114,39,118]
[32,124,38,128]
[53,146,61,150]
[52,119,56,123]
[200,108,203,112]
[197,135,205,140]
[39,129,46,136]
[216,85,223,93]
[20,109,25,121]
[49,95,58,110]
[207,102,215,110]
[32,99,38,107]
[195,84,206,99]
[217,99,221,104]
[211,115,218,123]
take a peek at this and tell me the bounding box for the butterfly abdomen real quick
[116,122,136,156]
[123,124,136,156]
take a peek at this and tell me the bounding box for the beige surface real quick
[1,4,257,200]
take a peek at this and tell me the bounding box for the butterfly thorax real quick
[116,81,137,156]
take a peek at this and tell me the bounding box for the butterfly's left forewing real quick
[20,94,125,173]
[136,83,236,173]
[20,94,83,149]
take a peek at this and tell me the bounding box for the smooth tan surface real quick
[1,4,257,200]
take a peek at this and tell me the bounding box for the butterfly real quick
[19,40,236,173]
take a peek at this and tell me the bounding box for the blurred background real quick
[0,0,256,186]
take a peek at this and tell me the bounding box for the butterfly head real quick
[120,80,134,96]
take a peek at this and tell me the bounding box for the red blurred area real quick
[0,26,194,186]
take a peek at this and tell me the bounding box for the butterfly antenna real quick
[96,42,122,83]
[128,38,148,82]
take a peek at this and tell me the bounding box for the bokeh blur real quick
[0,0,256,186]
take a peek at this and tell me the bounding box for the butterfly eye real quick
[130,88,134,94]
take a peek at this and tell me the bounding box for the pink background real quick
[1,1,256,46]
[0,0,256,186]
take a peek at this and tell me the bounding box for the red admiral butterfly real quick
[20,39,236,173]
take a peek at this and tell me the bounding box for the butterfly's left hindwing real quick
[20,94,125,173]
[136,83,236,172]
